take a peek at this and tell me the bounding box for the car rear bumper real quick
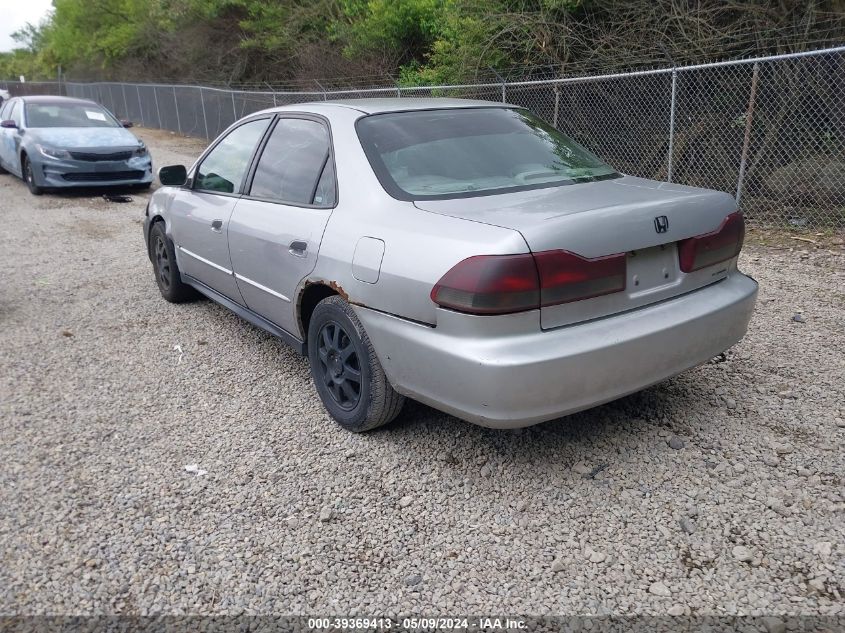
[354,272,758,428]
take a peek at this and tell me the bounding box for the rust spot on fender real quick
[299,278,357,307]
[327,280,350,302]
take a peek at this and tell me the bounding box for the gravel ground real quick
[0,127,843,618]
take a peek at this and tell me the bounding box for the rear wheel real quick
[22,156,43,195]
[149,222,198,303]
[307,296,404,432]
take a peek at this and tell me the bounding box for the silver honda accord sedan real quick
[144,98,758,432]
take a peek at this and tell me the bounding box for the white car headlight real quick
[133,143,148,157]
[37,145,71,160]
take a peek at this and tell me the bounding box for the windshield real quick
[24,102,120,129]
[356,107,619,200]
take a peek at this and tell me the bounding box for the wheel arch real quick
[297,282,339,341]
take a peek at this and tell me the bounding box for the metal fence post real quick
[553,85,561,129]
[488,67,507,103]
[121,83,129,118]
[135,84,144,126]
[153,85,162,129]
[231,90,237,120]
[314,79,327,101]
[173,86,181,134]
[667,68,677,183]
[199,87,209,140]
[735,62,761,205]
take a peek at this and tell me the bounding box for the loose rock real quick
[586,549,607,563]
[762,618,786,633]
[732,546,753,562]
[649,582,671,597]
[763,454,781,467]
[571,461,592,475]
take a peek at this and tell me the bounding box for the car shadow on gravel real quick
[387,374,713,462]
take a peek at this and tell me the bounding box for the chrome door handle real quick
[289,240,307,256]
[210,219,223,232]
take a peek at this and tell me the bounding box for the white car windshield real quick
[356,107,619,200]
[25,102,120,128]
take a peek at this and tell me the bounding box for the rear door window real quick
[249,117,334,207]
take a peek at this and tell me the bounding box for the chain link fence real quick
[2,46,843,228]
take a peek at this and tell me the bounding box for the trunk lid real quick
[415,175,740,328]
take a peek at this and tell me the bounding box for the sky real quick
[0,0,53,52]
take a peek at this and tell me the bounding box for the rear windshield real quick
[356,107,619,200]
[24,102,120,128]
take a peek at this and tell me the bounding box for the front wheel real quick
[308,296,405,432]
[23,156,43,195]
[148,222,198,303]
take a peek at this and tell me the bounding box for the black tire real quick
[22,156,43,195]
[148,222,198,303]
[307,296,405,432]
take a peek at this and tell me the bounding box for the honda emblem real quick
[654,215,669,233]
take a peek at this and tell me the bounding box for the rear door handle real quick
[289,240,307,256]
[210,219,223,232]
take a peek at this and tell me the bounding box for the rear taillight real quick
[678,212,745,273]
[430,250,626,315]
[429,254,540,315]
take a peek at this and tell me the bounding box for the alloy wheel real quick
[153,236,171,289]
[316,321,362,410]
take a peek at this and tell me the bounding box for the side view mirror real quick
[120,119,134,128]
[0,120,17,129]
[158,164,188,187]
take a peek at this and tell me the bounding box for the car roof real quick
[19,95,97,106]
[274,98,508,115]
